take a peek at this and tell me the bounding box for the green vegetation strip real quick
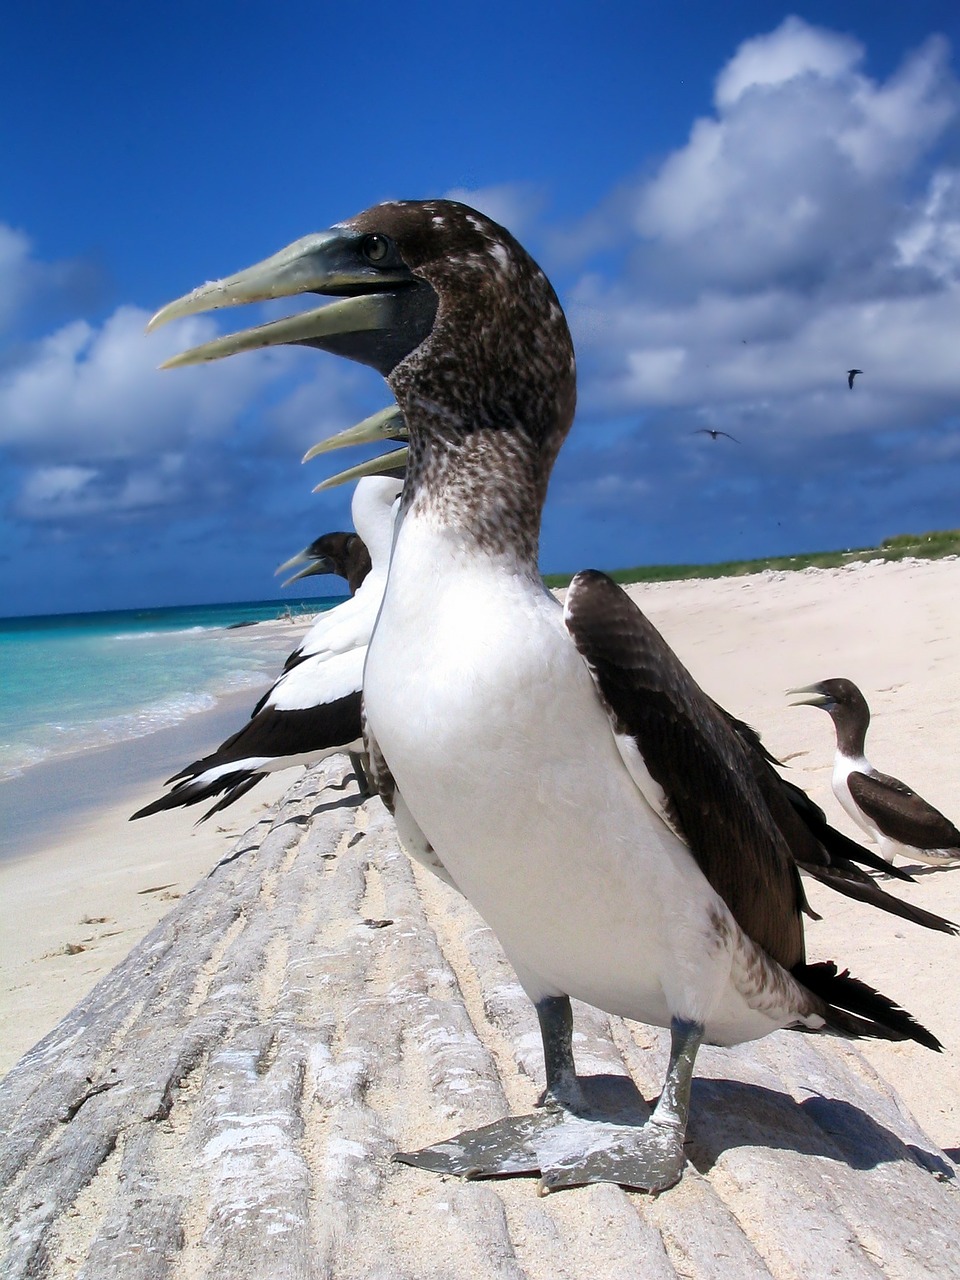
[542,529,960,589]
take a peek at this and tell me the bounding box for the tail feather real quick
[803,865,957,935]
[130,769,263,821]
[795,960,942,1051]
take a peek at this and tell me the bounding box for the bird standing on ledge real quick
[149,200,950,1194]
[792,678,960,868]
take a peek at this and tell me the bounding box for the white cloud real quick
[895,169,960,280]
[21,465,98,504]
[565,17,960,457]
[714,16,861,109]
[0,304,299,462]
[14,457,191,521]
[632,27,956,289]
[0,285,376,521]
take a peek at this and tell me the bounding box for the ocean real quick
[0,598,339,784]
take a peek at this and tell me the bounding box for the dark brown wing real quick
[848,770,960,850]
[564,570,806,970]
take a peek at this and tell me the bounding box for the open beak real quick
[303,405,407,462]
[274,548,337,588]
[148,228,435,376]
[312,447,409,492]
[303,404,409,490]
[788,684,831,709]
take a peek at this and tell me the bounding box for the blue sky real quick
[3,2,960,615]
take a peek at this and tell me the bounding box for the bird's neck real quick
[399,418,549,574]
[387,277,576,575]
[832,707,868,759]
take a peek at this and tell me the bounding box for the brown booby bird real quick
[148,200,951,1194]
[792,678,960,868]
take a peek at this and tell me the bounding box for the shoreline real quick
[3,558,960,1149]
[0,619,315,1075]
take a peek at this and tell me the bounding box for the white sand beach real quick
[0,615,316,1075]
[2,560,960,1155]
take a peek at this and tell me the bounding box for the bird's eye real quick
[362,234,391,264]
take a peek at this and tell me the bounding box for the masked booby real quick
[150,200,952,1194]
[792,678,960,868]
[131,475,401,821]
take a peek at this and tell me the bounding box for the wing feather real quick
[848,770,960,850]
[564,570,805,969]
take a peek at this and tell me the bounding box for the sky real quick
[3,1,960,616]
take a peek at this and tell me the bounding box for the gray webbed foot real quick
[393,1109,687,1193]
[395,1006,703,1194]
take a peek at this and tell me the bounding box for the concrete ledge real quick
[3,758,959,1278]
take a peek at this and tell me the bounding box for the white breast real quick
[363,512,807,1044]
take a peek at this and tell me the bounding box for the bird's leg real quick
[348,750,373,799]
[534,994,587,1113]
[394,1012,703,1193]
[644,1016,703,1162]
[536,1015,703,1194]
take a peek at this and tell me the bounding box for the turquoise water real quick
[0,598,338,782]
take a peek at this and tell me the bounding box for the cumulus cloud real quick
[1,292,377,523]
[714,16,861,108]
[565,18,960,446]
[14,453,212,522]
[0,305,302,462]
[630,27,957,292]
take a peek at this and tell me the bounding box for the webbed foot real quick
[394,1109,687,1193]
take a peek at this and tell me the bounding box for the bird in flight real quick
[694,428,739,443]
[847,369,863,389]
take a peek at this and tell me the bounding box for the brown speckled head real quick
[344,200,577,567]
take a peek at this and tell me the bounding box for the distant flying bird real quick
[150,198,952,1195]
[847,369,863,389]
[792,678,960,868]
[131,476,401,822]
[694,428,739,443]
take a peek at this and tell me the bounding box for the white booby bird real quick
[792,678,960,868]
[149,200,952,1194]
[131,475,402,821]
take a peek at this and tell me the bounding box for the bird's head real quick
[275,532,360,588]
[150,200,576,462]
[788,678,869,721]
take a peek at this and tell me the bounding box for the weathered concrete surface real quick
[2,758,958,1279]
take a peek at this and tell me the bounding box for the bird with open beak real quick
[149,200,950,1194]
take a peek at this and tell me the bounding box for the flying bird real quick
[847,369,863,389]
[792,678,960,868]
[131,475,402,822]
[150,200,951,1194]
[694,428,739,443]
